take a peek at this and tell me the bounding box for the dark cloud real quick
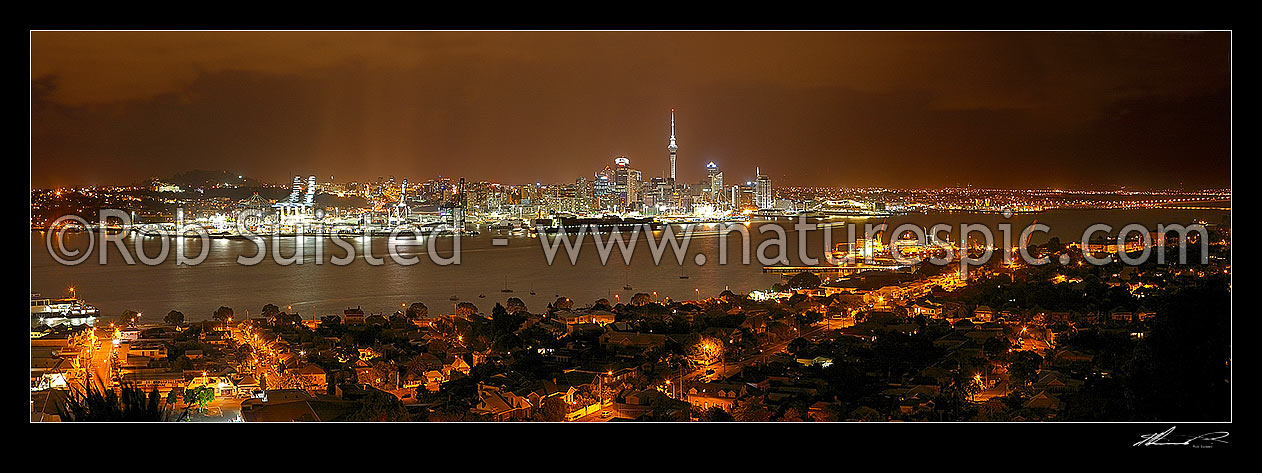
[30,31,1230,189]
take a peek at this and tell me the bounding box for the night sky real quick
[31,31,1231,190]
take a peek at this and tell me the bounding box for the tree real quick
[733,398,772,422]
[57,383,170,422]
[1008,351,1043,386]
[795,310,824,328]
[504,298,527,315]
[274,311,302,326]
[212,306,234,323]
[552,297,573,310]
[982,337,1011,360]
[630,293,652,307]
[346,389,411,422]
[491,304,524,338]
[406,302,428,320]
[593,298,612,310]
[170,356,193,372]
[182,385,215,410]
[164,310,185,325]
[388,313,411,329]
[456,302,479,318]
[787,271,821,290]
[936,380,976,420]
[261,304,280,319]
[120,310,140,326]
[787,337,810,356]
[849,406,883,422]
[538,396,569,422]
[690,336,724,366]
[779,406,804,422]
[1122,281,1230,421]
[701,406,734,421]
[367,360,396,388]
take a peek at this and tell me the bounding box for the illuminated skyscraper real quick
[614,156,630,204]
[705,161,723,205]
[594,163,615,211]
[627,168,641,209]
[755,167,773,209]
[612,156,642,210]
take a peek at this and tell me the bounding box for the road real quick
[74,327,117,392]
[571,400,616,422]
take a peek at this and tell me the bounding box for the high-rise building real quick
[614,156,631,206]
[593,173,614,211]
[667,108,678,182]
[705,161,724,205]
[576,177,593,213]
[733,184,756,208]
[755,168,773,209]
[648,177,671,211]
[628,169,641,208]
[600,156,643,212]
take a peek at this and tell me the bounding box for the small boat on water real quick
[501,277,513,293]
[449,295,459,301]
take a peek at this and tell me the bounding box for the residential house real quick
[1033,370,1084,394]
[127,344,168,361]
[740,314,769,334]
[1023,390,1061,411]
[972,305,994,323]
[297,364,328,394]
[443,357,472,377]
[472,383,533,421]
[343,307,366,325]
[599,331,667,351]
[423,370,445,392]
[687,382,747,413]
[910,301,942,318]
[552,309,616,327]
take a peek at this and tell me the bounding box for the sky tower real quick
[667,108,678,181]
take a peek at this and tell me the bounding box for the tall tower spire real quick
[668,108,678,181]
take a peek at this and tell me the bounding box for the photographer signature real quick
[1134,426,1229,447]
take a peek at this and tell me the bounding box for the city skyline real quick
[31,31,1231,190]
[29,29,1233,427]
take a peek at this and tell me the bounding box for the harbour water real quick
[31,208,1228,322]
